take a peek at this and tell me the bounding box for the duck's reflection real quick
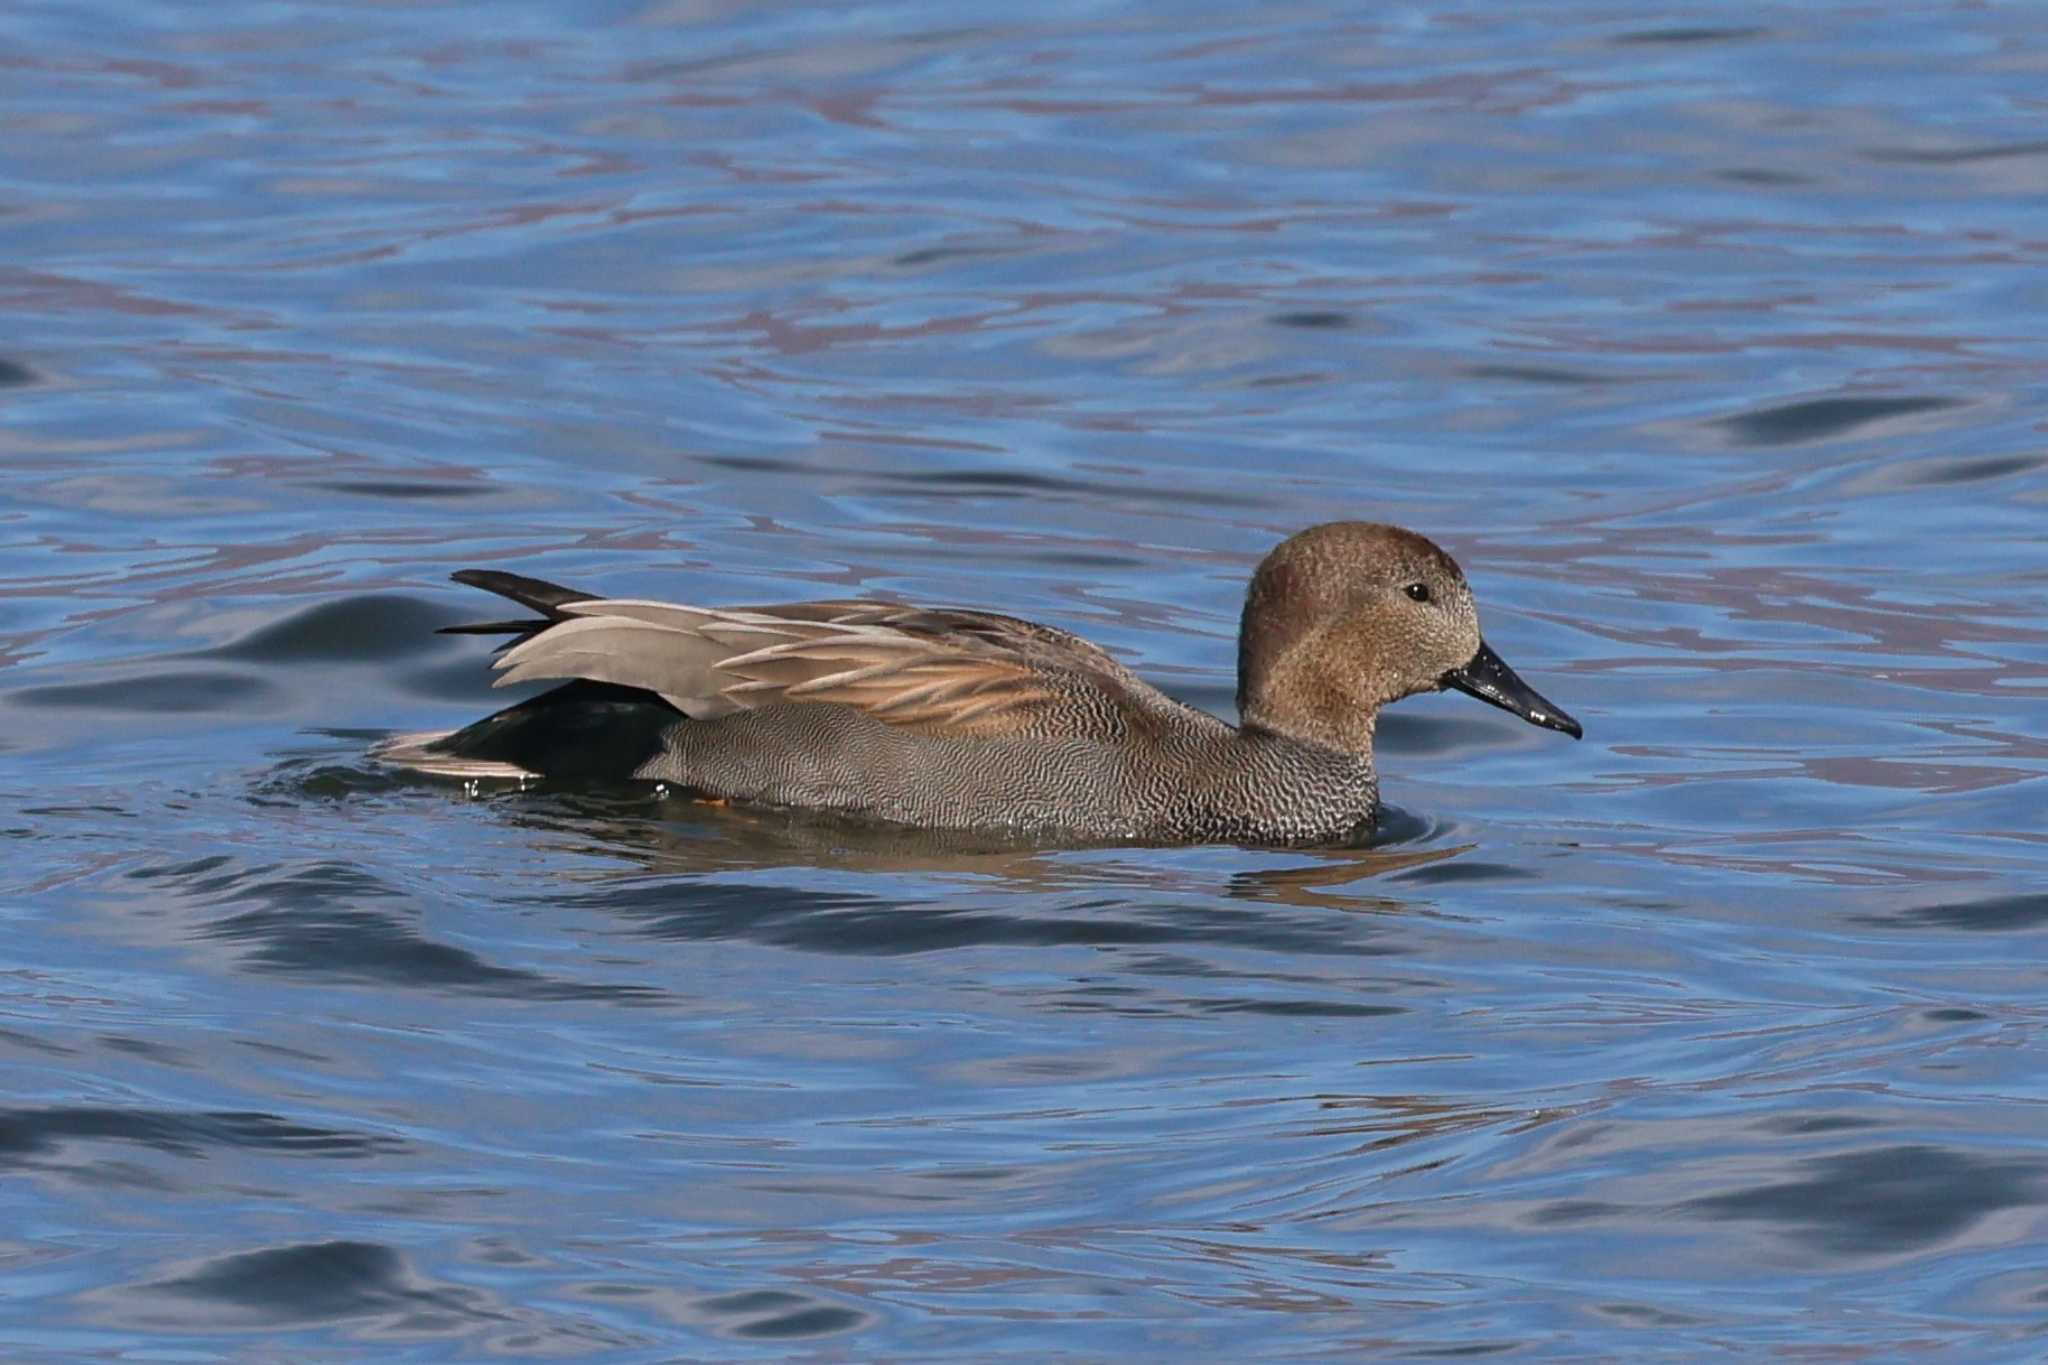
[479,781,1469,921]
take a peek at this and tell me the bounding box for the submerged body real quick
[377,522,1581,846]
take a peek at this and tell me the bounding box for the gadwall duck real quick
[376,522,1581,845]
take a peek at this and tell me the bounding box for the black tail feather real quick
[443,569,596,645]
[450,569,592,616]
[437,618,553,637]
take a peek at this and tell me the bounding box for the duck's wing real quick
[458,578,1210,741]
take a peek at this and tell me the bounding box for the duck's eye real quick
[1404,582,1432,603]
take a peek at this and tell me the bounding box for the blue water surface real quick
[3,0,2046,1356]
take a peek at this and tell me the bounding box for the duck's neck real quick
[1235,610,1387,762]
[1238,695,1379,763]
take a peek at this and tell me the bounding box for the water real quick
[5,1,2046,1356]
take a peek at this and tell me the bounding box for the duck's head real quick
[1235,521,1582,755]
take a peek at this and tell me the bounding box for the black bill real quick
[1443,640,1583,739]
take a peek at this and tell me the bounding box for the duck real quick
[374,522,1581,846]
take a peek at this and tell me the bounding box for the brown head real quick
[1236,522,1581,755]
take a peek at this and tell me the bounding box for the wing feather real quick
[474,588,1213,740]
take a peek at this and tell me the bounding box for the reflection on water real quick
[4,0,2047,1357]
